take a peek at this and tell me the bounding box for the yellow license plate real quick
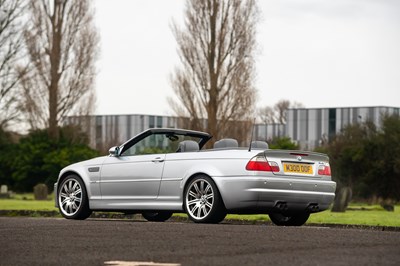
[283,163,313,174]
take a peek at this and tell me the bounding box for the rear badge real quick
[297,156,302,162]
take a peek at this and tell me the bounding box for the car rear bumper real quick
[214,176,336,214]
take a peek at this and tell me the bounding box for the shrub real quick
[7,126,99,192]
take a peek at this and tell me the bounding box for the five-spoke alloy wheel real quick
[184,175,226,223]
[58,175,92,220]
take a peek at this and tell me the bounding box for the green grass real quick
[307,206,400,227]
[0,198,57,211]
[176,205,400,227]
[1,195,399,227]
[0,193,56,211]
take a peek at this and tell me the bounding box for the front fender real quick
[56,156,107,206]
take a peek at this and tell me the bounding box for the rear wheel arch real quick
[183,173,227,209]
[183,173,227,223]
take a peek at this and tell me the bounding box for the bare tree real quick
[258,106,276,124]
[20,0,99,139]
[0,0,26,130]
[258,100,305,124]
[170,0,260,144]
[274,99,290,124]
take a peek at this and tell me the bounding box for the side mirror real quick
[109,146,120,157]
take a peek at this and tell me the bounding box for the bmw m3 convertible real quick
[55,128,336,226]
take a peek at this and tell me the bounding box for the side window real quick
[121,133,175,156]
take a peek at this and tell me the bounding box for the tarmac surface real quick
[1,217,399,266]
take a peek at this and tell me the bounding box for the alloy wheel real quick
[59,178,83,217]
[186,179,214,220]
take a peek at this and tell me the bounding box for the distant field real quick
[0,195,398,227]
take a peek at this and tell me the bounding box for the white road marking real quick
[104,261,180,266]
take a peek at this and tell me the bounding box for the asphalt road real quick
[1,217,399,266]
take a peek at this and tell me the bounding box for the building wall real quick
[64,114,180,151]
[286,106,400,150]
[65,114,257,150]
[254,124,285,142]
[65,106,399,152]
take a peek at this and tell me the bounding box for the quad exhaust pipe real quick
[274,202,320,212]
[307,204,320,212]
[274,201,288,211]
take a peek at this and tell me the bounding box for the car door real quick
[99,133,168,200]
[100,154,165,200]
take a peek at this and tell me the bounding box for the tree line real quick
[317,114,400,201]
[0,0,98,139]
[0,126,98,192]
[0,0,99,191]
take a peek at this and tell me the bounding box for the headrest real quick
[250,141,269,149]
[213,138,239,149]
[177,140,199,152]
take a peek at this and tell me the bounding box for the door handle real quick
[152,157,164,163]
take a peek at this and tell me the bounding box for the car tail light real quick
[318,165,331,176]
[246,156,279,172]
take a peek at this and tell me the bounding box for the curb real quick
[1,210,399,232]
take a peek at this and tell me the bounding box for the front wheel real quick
[269,212,310,226]
[184,175,226,224]
[142,211,173,222]
[58,175,92,220]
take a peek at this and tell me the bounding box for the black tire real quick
[58,174,92,220]
[142,211,173,222]
[269,212,310,226]
[184,175,226,224]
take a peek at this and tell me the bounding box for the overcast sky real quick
[94,0,400,116]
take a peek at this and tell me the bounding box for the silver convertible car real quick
[55,128,336,226]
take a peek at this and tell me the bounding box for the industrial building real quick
[65,106,399,151]
[286,106,399,150]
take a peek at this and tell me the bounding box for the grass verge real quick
[0,199,57,211]
[0,196,399,227]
